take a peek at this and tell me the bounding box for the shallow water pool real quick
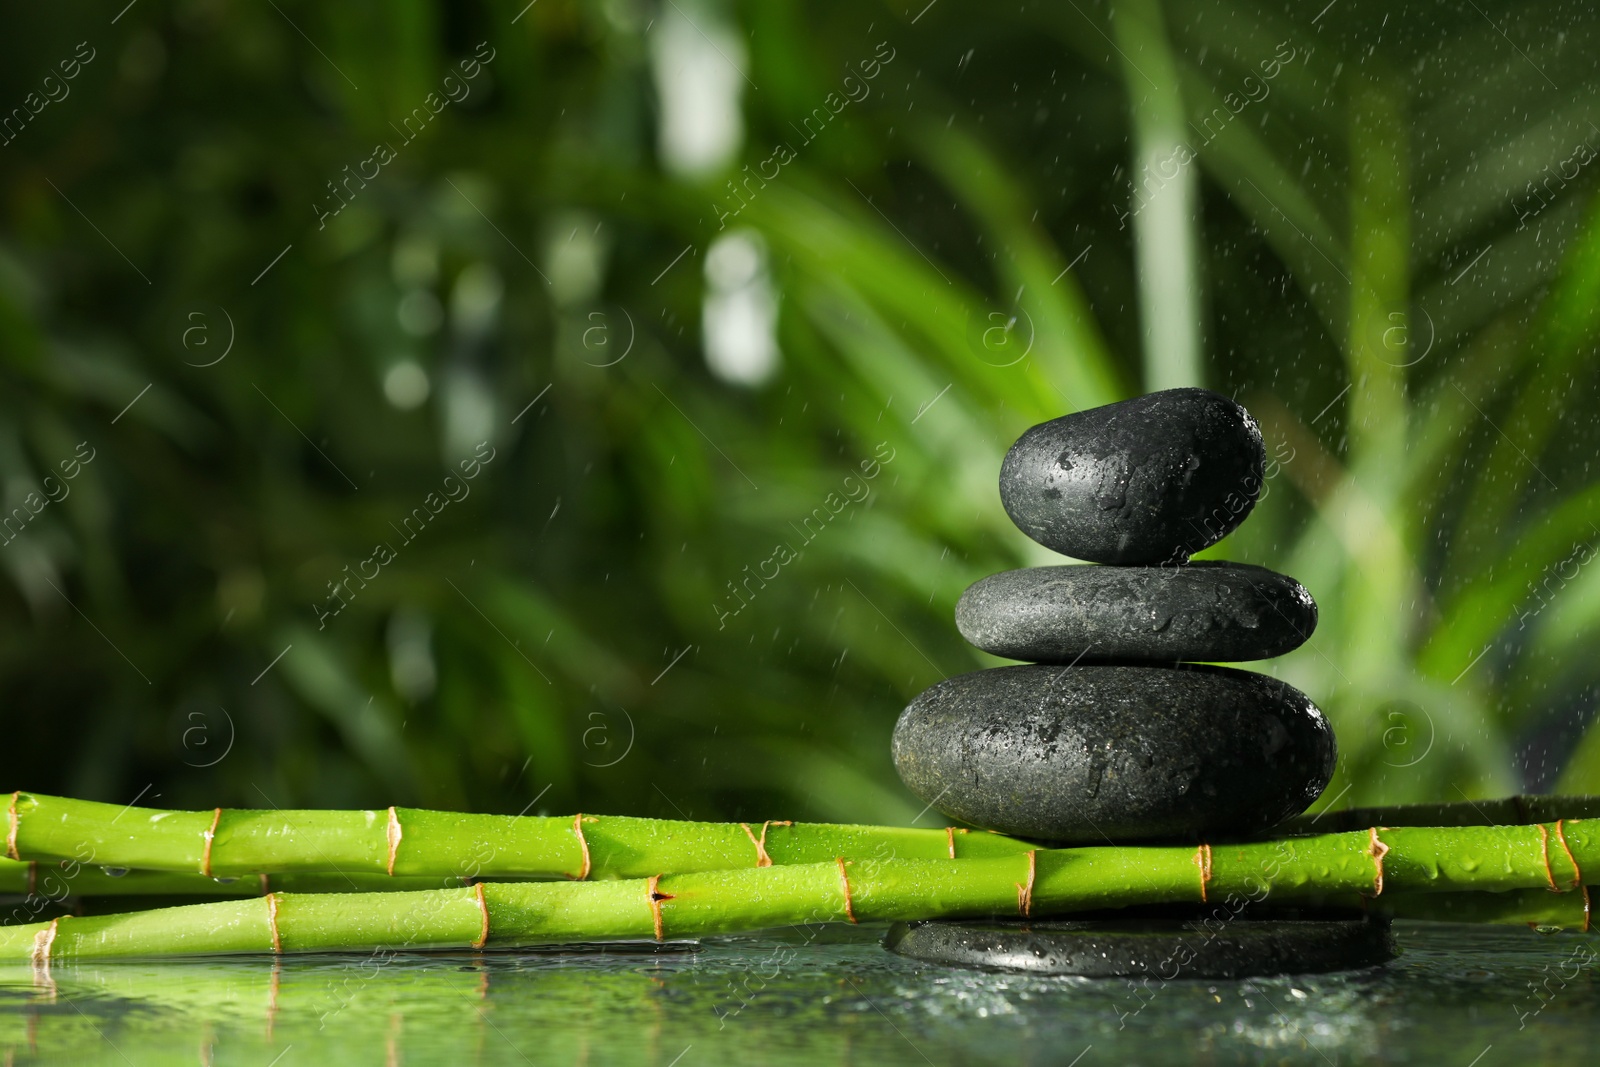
[0,921,1592,1065]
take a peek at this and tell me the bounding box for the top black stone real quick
[999,388,1266,564]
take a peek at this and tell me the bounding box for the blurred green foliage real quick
[3,0,1600,823]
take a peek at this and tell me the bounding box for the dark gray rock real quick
[999,388,1266,564]
[884,912,1394,978]
[891,664,1334,843]
[955,561,1317,664]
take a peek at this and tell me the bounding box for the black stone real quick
[999,388,1266,564]
[891,663,1334,843]
[884,912,1395,978]
[955,561,1317,664]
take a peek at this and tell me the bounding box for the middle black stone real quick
[955,560,1317,664]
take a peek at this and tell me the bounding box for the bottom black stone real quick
[884,911,1395,979]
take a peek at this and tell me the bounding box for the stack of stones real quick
[886,389,1370,976]
[893,388,1334,846]
[889,390,1388,979]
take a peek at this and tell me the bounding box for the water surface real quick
[0,922,1591,1065]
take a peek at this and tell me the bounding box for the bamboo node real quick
[200,808,223,877]
[1368,827,1390,897]
[571,813,592,880]
[1537,824,1558,892]
[761,821,790,860]
[259,873,271,896]
[759,821,793,867]
[1192,843,1213,903]
[1016,850,1037,918]
[739,822,773,868]
[646,875,674,941]
[1554,819,1583,891]
[945,827,968,859]
[27,861,37,897]
[1583,885,1592,934]
[266,892,283,953]
[5,791,19,861]
[472,882,490,949]
[30,918,59,968]
[758,825,790,863]
[836,857,858,924]
[386,806,403,876]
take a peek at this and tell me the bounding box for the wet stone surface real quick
[955,560,1318,664]
[999,387,1266,565]
[891,663,1335,843]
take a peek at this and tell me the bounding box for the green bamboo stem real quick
[3,822,1594,960]
[5,857,1585,934]
[3,791,1034,880]
[1285,795,1600,833]
[0,858,456,898]
[8,790,1599,895]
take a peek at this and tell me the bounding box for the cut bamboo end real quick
[836,857,857,924]
[1369,827,1390,896]
[1016,850,1037,918]
[645,875,672,941]
[29,917,58,967]
[471,883,490,949]
[386,807,403,876]
[5,791,19,861]
[200,808,223,877]
[266,892,282,953]
[739,822,773,868]
[1554,819,1583,891]
[1193,843,1213,903]
[1538,823,1558,892]
[571,814,592,881]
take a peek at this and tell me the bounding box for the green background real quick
[2,0,1598,825]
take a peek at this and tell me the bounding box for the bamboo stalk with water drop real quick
[3,791,1034,882]
[1,821,1595,961]
[6,791,1600,908]
[0,860,457,899]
